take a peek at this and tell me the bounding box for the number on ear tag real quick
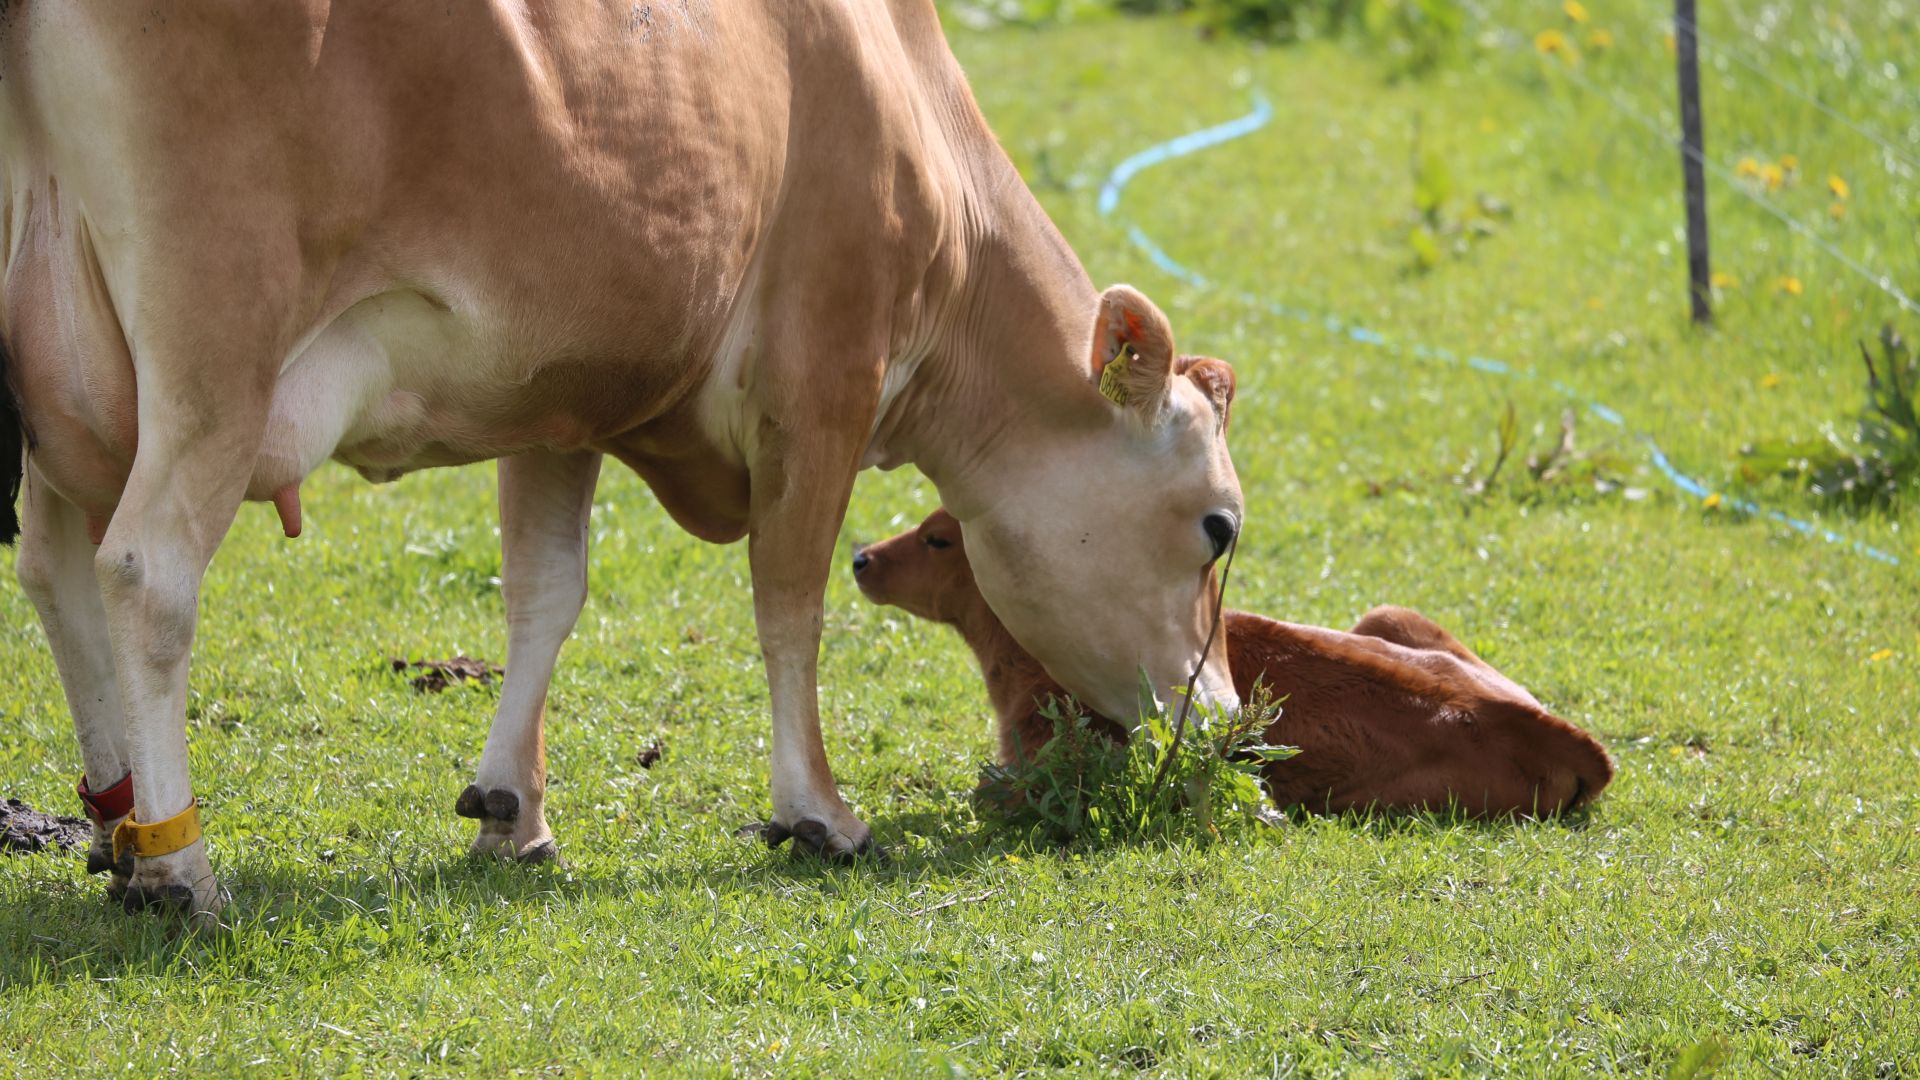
[1099,344,1134,407]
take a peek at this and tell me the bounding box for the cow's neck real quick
[871,130,1106,513]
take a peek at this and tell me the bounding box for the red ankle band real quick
[76,771,136,824]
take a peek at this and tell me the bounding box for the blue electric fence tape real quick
[1097,94,1903,569]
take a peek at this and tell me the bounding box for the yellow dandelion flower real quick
[1828,174,1850,199]
[1760,373,1782,389]
[1587,29,1615,50]
[1702,493,1723,509]
[1868,649,1893,663]
[1775,276,1804,296]
[1711,271,1740,288]
[1004,853,1023,863]
[1760,163,1786,190]
[769,1041,784,1055]
[1585,297,1604,310]
[1831,202,1847,220]
[1668,745,1685,757]
[1735,157,1761,178]
[1779,154,1800,172]
[1564,1,1590,23]
[1535,29,1570,55]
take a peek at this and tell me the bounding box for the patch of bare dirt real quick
[389,656,504,693]
[1,797,90,854]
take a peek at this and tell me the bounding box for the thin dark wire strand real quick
[1563,68,1920,316]
[1146,532,1237,802]
[1669,11,1920,176]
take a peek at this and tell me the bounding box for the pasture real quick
[3,3,1916,1074]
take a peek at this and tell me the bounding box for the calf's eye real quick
[925,535,952,550]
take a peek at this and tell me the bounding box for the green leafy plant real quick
[1360,0,1464,76]
[1404,117,1509,272]
[976,676,1297,844]
[1188,0,1343,42]
[1740,323,1919,504]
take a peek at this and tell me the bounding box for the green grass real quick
[4,5,1918,1074]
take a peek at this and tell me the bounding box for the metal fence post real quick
[1676,0,1713,326]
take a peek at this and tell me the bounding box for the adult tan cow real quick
[0,1,1243,916]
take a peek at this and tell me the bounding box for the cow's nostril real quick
[851,550,871,574]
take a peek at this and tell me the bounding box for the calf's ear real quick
[1176,356,1236,429]
[1088,285,1176,416]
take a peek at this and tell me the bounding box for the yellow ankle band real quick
[113,800,202,862]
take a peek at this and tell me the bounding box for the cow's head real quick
[955,284,1242,723]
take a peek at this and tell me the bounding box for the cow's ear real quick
[1176,356,1236,429]
[1089,285,1176,415]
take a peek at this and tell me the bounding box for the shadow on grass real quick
[0,795,1600,991]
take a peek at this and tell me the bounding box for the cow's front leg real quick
[15,464,134,892]
[94,388,267,919]
[749,414,876,860]
[458,450,601,862]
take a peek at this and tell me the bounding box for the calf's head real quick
[852,508,983,628]
[953,285,1242,722]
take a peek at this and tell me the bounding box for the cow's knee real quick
[93,544,198,668]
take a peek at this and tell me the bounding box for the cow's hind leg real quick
[94,364,271,919]
[1349,605,1472,656]
[459,450,601,862]
[15,464,133,891]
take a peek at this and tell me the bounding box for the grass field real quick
[3,4,1917,1075]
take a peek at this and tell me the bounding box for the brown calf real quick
[854,510,1614,817]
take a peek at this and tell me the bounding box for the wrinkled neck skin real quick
[864,155,1105,502]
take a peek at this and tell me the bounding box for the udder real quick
[255,289,480,496]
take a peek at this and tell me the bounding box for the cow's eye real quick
[924,535,952,550]
[1202,512,1238,562]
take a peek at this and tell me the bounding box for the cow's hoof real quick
[763,815,876,862]
[84,824,125,876]
[454,784,490,819]
[461,784,553,862]
[121,845,223,922]
[468,827,559,863]
[121,882,195,914]
[85,822,138,897]
[514,838,561,865]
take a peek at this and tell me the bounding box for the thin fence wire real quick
[1095,95,1904,569]
[1667,10,1920,177]
[1558,66,1920,316]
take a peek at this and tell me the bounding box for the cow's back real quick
[0,1,967,530]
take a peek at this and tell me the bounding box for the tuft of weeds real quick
[975,678,1297,844]
[1460,400,1630,503]
[1740,323,1919,505]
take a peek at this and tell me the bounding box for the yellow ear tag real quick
[1099,344,1133,407]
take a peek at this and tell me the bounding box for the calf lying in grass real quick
[854,509,1613,818]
